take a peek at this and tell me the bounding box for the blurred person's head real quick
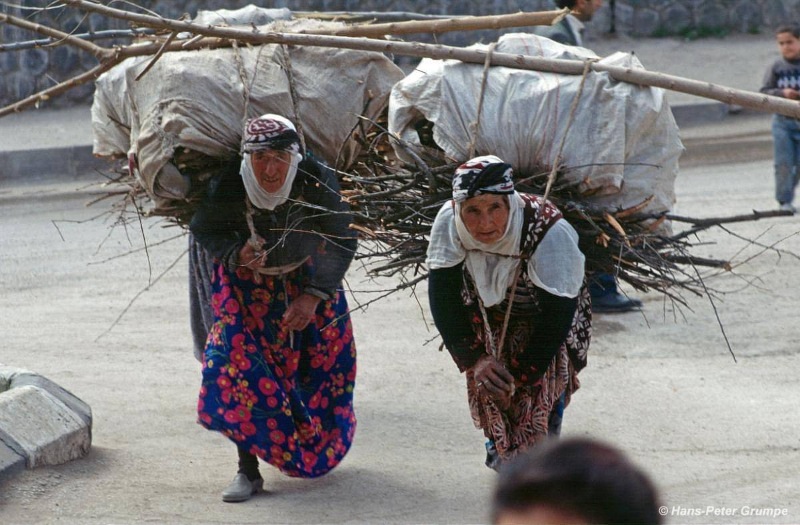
[775,24,800,61]
[491,437,662,525]
[556,0,603,22]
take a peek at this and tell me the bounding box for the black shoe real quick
[591,292,643,313]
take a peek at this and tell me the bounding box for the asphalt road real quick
[0,157,799,524]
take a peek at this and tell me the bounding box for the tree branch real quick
[56,0,800,119]
[0,28,157,52]
[0,12,111,59]
[0,60,119,116]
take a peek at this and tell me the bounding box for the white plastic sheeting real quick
[389,33,684,219]
[91,8,404,209]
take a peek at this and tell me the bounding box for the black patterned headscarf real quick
[452,155,514,203]
[242,114,302,155]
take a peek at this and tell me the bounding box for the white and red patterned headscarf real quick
[240,114,303,210]
[242,113,302,155]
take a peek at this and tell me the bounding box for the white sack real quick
[91,56,147,157]
[191,5,291,26]
[388,33,683,219]
[91,11,404,209]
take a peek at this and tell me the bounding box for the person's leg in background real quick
[589,272,642,313]
[790,117,800,212]
[773,115,799,212]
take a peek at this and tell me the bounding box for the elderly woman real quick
[426,155,591,470]
[190,114,358,502]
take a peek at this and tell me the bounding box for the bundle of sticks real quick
[333,120,718,302]
[3,2,794,309]
[88,103,794,311]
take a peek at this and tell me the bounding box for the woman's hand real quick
[238,243,265,270]
[283,293,322,331]
[472,354,515,409]
[238,241,267,284]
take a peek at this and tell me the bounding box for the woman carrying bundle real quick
[426,155,592,470]
[190,114,358,501]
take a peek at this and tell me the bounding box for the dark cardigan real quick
[189,156,356,298]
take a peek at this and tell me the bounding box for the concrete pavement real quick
[0,32,783,485]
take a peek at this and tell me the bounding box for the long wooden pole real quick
[1,62,118,115]
[60,0,800,119]
[293,11,464,23]
[296,9,569,37]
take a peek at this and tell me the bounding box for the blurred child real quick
[760,24,800,213]
[491,437,663,525]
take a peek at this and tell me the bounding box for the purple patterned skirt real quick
[198,261,356,478]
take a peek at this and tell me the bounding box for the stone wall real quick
[602,0,800,38]
[2,0,800,108]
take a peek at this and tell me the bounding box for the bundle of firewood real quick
[326,120,727,301]
[2,1,795,308]
[85,82,795,319]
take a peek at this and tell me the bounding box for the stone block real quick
[664,4,692,33]
[632,8,660,37]
[0,385,91,468]
[9,371,92,429]
[0,436,26,483]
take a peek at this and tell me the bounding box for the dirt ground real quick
[0,155,798,524]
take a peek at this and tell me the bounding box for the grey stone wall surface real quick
[2,0,800,108]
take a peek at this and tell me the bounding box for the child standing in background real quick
[761,24,800,213]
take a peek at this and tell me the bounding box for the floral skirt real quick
[197,261,356,478]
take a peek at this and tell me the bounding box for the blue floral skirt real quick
[198,261,356,478]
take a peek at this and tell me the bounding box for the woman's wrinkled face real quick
[459,193,510,244]
[251,149,292,193]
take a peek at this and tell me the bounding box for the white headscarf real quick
[240,113,303,210]
[240,152,302,210]
[455,193,525,306]
[426,156,584,305]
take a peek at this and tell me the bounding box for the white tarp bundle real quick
[91,7,404,209]
[388,33,684,219]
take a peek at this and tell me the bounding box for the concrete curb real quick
[0,365,92,483]
[0,101,776,192]
[675,104,774,168]
[680,132,773,168]
[0,145,109,186]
